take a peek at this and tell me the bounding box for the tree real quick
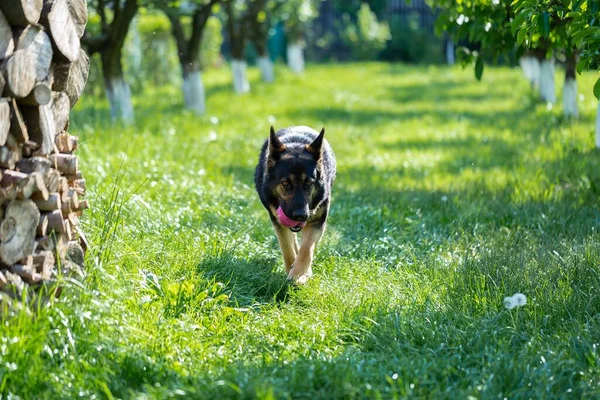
[85,0,140,124]
[429,0,515,81]
[568,0,600,145]
[158,0,221,114]
[246,0,274,82]
[512,0,585,116]
[280,0,319,73]
[225,0,251,93]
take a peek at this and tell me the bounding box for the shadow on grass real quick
[196,248,292,307]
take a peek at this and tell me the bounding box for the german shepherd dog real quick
[255,126,336,284]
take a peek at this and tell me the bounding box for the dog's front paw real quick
[287,264,312,285]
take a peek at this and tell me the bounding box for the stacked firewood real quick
[0,0,89,306]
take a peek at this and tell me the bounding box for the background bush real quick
[341,3,390,61]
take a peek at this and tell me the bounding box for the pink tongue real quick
[277,206,306,228]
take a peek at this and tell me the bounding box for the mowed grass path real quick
[3,63,600,398]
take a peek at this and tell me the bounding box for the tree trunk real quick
[231,59,250,94]
[166,7,212,115]
[257,55,274,83]
[445,39,455,65]
[539,57,555,104]
[563,53,578,118]
[182,65,205,114]
[596,101,600,149]
[519,53,540,88]
[102,49,133,124]
[104,75,133,124]
[83,0,138,124]
[287,42,304,73]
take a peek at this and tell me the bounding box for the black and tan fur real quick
[255,126,336,284]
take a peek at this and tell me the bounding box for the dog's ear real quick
[268,126,285,156]
[306,128,325,159]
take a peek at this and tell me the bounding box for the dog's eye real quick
[305,181,313,187]
[281,180,291,188]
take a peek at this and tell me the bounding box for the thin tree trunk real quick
[252,33,273,83]
[83,0,139,124]
[226,0,250,93]
[182,65,205,114]
[231,59,249,93]
[287,41,304,73]
[102,50,134,124]
[539,57,555,104]
[445,39,455,65]
[519,52,539,88]
[563,52,578,118]
[167,6,213,114]
[257,55,274,83]
[596,101,600,149]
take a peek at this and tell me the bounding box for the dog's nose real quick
[291,211,309,221]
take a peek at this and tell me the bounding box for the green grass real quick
[2,62,600,399]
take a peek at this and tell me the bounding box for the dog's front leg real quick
[288,223,324,285]
[272,222,298,273]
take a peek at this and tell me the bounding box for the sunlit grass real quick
[1,63,600,398]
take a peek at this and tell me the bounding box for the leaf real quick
[573,0,586,11]
[511,12,527,36]
[475,56,484,81]
[517,28,528,45]
[576,58,589,75]
[541,12,550,37]
[594,78,600,101]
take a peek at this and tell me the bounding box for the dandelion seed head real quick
[513,293,527,306]
[504,297,516,310]
[504,293,527,309]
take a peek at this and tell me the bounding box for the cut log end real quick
[0,200,40,265]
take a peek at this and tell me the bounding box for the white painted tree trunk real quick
[231,59,250,94]
[562,76,578,118]
[105,77,134,124]
[539,58,556,104]
[128,18,142,75]
[519,56,540,88]
[258,56,274,83]
[182,70,205,115]
[287,42,305,74]
[596,101,600,148]
[446,40,455,65]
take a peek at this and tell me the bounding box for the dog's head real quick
[267,126,326,224]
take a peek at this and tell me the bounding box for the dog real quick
[255,126,336,284]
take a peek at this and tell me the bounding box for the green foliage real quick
[381,13,443,64]
[512,0,600,99]
[429,0,515,80]
[137,9,171,33]
[200,16,224,69]
[85,10,224,95]
[4,63,600,398]
[341,3,391,60]
[279,0,320,43]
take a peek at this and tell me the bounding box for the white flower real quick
[512,293,527,306]
[504,293,527,309]
[492,0,500,5]
[210,116,219,125]
[485,22,492,32]
[457,14,466,25]
[504,297,516,310]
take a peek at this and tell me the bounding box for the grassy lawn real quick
[2,62,600,398]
